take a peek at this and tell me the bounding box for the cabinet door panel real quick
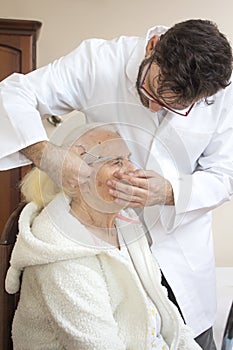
[0,45,21,80]
[0,21,41,236]
[0,34,33,76]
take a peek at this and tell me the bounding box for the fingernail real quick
[107,180,112,186]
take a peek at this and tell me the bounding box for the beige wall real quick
[1,0,233,266]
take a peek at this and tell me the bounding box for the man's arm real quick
[0,39,94,170]
[21,141,47,168]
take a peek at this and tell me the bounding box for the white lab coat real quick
[1,25,233,336]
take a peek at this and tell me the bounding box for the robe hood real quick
[5,193,144,294]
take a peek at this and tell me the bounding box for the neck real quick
[70,197,119,247]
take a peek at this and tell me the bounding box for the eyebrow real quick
[87,152,132,165]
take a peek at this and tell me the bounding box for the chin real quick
[96,202,122,214]
[97,197,125,214]
[100,192,127,212]
[81,191,123,214]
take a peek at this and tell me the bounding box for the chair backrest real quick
[0,202,26,350]
[221,301,233,350]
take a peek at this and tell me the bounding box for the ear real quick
[145,35,159,58]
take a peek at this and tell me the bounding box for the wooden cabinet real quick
[0,19,42,236]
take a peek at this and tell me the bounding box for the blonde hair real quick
[21,168,61,209]
[21,122,119,209]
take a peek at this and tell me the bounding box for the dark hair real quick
[152,19,233,104]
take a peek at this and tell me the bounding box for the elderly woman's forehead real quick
[78,128,121,144]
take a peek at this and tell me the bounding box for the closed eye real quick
[109,157,124,166]
[109,153,131,166]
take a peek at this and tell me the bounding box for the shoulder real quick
[35,255,106,285]
[73,35,143,56]
[31,255,115,308]
[61,35,144,73]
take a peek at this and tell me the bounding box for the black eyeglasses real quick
[139,60,194,117]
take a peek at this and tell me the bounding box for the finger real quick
[114,197,145,208]
[63,169,92,189]
[108,183,148,206]
[108,180,134,196]
[114,169,153,181]
[109,187,145,202]
[79,181,91,193]
[108,176,149,190]
[77,163,94,182]
[113,169,144,179]
[70,144,86,156]
[129,169,157,178]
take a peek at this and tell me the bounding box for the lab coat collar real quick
[145,24,170,42]
[125,25,169,85]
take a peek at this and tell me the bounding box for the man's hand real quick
[21,141,93,191]
[107,169,174,208]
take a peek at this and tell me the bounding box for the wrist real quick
[165,180,174,205]
[21,141,49,169]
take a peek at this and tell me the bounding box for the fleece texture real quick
[6,193,201,350]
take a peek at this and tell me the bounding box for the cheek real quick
[95,167,114,201]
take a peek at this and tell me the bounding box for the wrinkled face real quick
[76,128,135,212]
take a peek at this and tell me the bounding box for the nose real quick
[149,100,163,113]
[122,159,135,172]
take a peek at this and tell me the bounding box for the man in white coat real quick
[0,19,233,349]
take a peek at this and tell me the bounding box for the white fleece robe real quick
[6,193,201,350]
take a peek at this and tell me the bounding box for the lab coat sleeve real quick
[0,39,102,170]
[160,106,233,231]
[35,259,126,350]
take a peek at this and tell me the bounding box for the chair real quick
[0,202,26,350]
[221,301,233,350]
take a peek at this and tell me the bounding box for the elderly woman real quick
[6,123,200,350]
